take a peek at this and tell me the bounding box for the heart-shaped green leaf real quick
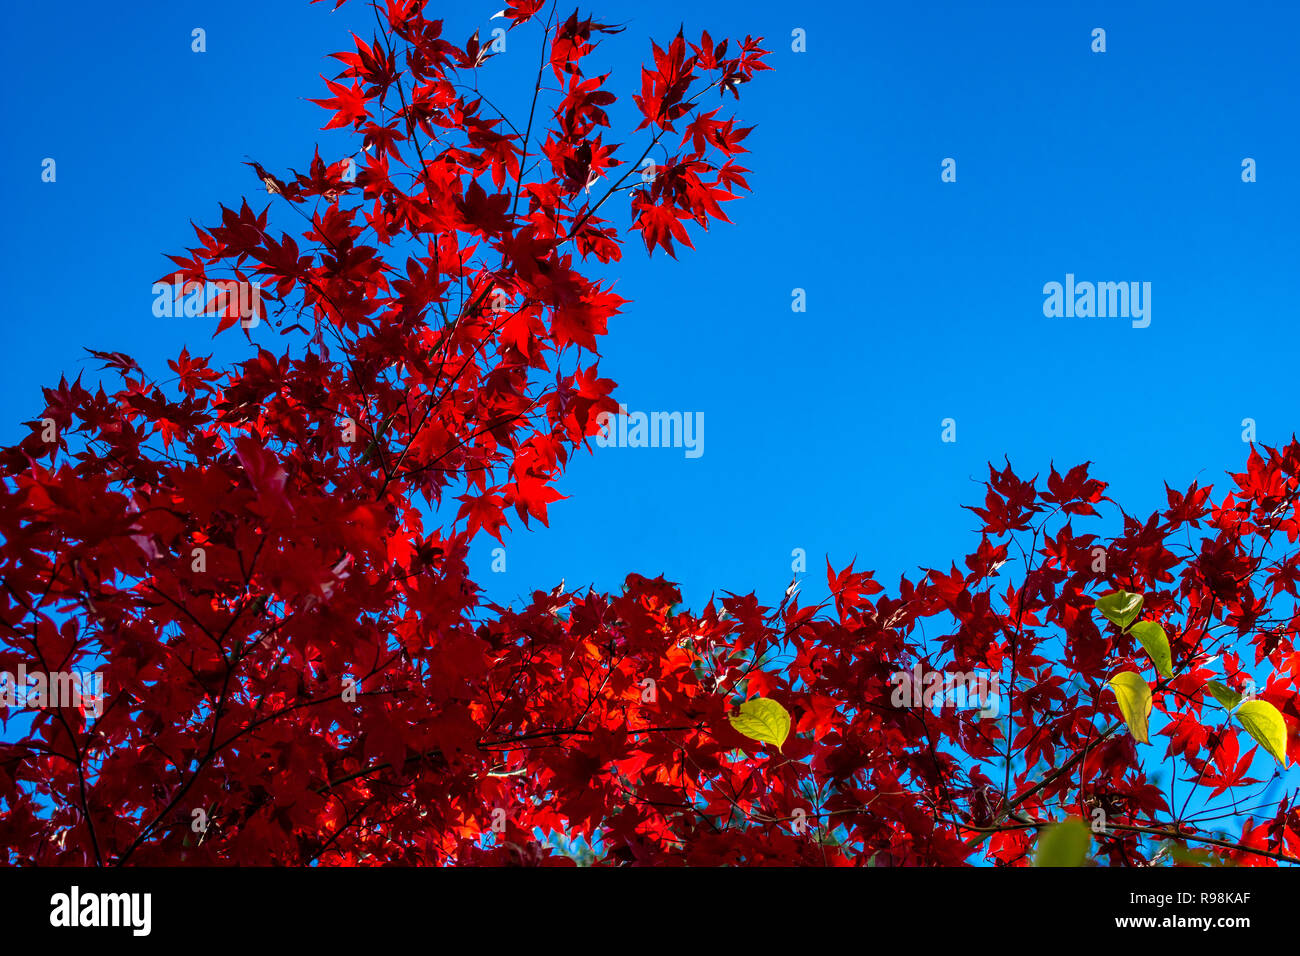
[1129,621,1173,679]
[1207,680,1242,711]
[728,697,791,751]
[1095,590,1144,631]
[1235,699,1288,765]
[1108,671,1152,744]
[1034,818,1091,867]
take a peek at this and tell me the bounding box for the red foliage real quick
[2,1,1298,868]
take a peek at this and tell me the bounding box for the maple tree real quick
[2,0,1299,868]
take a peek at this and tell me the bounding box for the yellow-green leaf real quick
[728,697,791,751]
[1095,590,1144,630]
[1235,700,1288,766]
[1207,680,1242,711]
[1108,671,1153,744]
[1034,818,1091,867]
[1129,621,1173,679]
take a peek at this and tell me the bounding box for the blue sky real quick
[4,0,1300,860]
[3,0,1298,618]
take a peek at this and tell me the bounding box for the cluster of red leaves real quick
[3,1,1299,867]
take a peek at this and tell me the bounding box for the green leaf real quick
[1206,680,1242,711]
[1095,590,1144,630]
[728,697,791,751]
[1108,671,1153,744]
[1235,699,1288,765]
[1163,841,1227,867]
[1034,819,1092,867]
[1129,621,1173,679]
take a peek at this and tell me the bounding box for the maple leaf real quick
[309,77,370,129]
[234,435,293,515]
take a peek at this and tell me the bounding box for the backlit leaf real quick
[1235,700,1287,765]
[1095,590,1143,630]
[728,697,791,751]
[1034,819,1091,867]
[1207,680,1242,711]
[1129,621,1173,679]
[1108,671,1152,744]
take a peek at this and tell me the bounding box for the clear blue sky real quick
[3,0,1298,619]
